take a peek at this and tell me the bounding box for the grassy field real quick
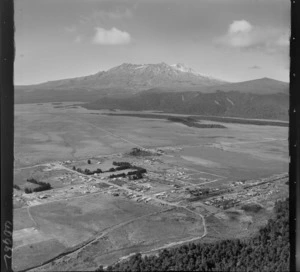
[27,208,204,271]
[13,192,165,271]
[15,104,288,176]
[13,193,205,271]
[13,208,35,230]
[28,193,162,247]
[12,239,67,271]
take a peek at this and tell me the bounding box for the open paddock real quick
[14,167,76,189]
[13,191,165,271]
[28,208,204,271]
[14,208,35,230]
[176,144,287,181]
[202,204,271,244]
[14,166,48,186]
[12,238,67,271]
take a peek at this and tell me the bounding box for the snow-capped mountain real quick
[15,62,288,106]
[24,62,227,93]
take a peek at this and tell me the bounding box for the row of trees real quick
[74,167,103,175]
[73,162,146,178]
[24,178,52,194]
[110,173,127,179]
[96,198,289,272]
[113,161,132,167]
[129,148,153,157]
[109,167,147,180]
[25,186,51,194]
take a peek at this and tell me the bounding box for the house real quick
[38,194,48,199]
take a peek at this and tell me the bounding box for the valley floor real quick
[13,103,289,271]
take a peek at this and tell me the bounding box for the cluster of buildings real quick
[202,175,286,210]
[121,191,152,203]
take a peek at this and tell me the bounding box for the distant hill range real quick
[85,91,288,121]
[15,62,289,120]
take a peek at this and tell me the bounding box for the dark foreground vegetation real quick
[96,198,289,272]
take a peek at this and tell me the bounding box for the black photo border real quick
[1,0,14,271]
[1,0,299,271]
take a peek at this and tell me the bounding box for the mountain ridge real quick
[84,90,288,121]
[14,62,289,115]
[17,62,227,92]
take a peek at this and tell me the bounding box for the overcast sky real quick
[14,0,290,85]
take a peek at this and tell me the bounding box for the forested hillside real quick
[97,198,289,272]
[85,91,288,121]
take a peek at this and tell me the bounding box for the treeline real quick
[129,148,154,157]
[73,161,147,180]
[167,117,226,129]
[103,112,288,127]
[97,198,289,272]
[73,161,133,175]
[190,115,288,127]
[24,178,52,194]
[74,167,103,175]
[113,161,132,167]
[109,162,134,172]
[110,166,147,180]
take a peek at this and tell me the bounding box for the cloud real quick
[79,6,135,26]
[249,65,261,69]
[65,26,77,33]
[64,26,83,43]
[92,27,131,45]
[74,36,82,43]
[216,20,289,53]
[229,20,253,34]
[93,8,133,21]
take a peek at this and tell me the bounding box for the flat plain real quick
[13,103,288,271]
[14,103,288,171]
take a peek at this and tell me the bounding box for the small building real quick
[38,194,48,199]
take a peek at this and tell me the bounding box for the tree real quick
[84,169,92,175]
[13,184,20,190]
[24,187,32,194]
[95,265,104,271]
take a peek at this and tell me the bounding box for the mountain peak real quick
[21,62,228,93]
[171,63,194,73]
